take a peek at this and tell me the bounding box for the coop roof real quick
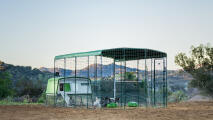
[55,48,167,61]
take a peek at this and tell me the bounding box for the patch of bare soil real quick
[0,101,213,120]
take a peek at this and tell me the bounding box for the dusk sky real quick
[0,0,212,70]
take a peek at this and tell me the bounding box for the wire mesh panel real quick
[49,48,167,108]
[99,57,114,101]
[66,58,75,77]
[137,59,147,107]
[123,60,142,107]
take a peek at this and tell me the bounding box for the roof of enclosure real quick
[55,48,167,61]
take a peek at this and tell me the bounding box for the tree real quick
[169,90,187,102]
[175,44,213,95]
[0,60,4,70]
[125,72,136,81]
[0,72,13,98]
[15,76,43,97]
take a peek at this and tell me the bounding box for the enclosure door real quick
[152,58,166,107]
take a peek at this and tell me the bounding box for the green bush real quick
[169,90,187,102]
[0,72,13,98]
[175,44,213,96]
[38,91,46,103]
[23,98,28,103]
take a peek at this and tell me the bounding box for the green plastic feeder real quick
[107,103,117,108]
[128,102,138,107]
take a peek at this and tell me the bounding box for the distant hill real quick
[39,63,138,77]
[39,64,192,92]
[39,67,55,73]
[0,60,193,97]
[0,61,53,97]
[39,64,192,79]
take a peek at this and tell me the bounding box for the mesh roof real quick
[55,48,167,61]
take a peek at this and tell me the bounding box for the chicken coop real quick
[45,48,167,108]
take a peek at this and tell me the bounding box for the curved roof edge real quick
[55,48,167,61]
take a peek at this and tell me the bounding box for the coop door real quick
[152,58,166,107]
[59,83,71,92]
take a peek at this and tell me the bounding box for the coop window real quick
[81,83,89,86]
[60,84,64,91]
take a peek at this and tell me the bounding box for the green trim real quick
[55,50,102,60]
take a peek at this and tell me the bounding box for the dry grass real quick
[0,101,213,120]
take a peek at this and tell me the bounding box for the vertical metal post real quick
[165,57,168,107]
[150,58,153,106]
[120,61,122,107]
[163,58,166,107]
[95,56,97,95]
[144,49,147,107]
[124,49,126,109]
[113,59,116,99]
[92,56,97,107]
[124,60,126,109]
[87,56,89,108]
[53,59,56,107]
[64,58,66,107]
[75,57,77,107]
[137,59,139,106]
[100,56,103,98]
[153,59,156,106]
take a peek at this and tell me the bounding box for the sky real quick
[0,0,212,70]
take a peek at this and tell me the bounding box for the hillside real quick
[0,61,53,97]
[39,64,193,93]
[0,60,193,98]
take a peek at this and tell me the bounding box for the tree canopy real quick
[0,61,52,99]
[0,71,13,98]
[175,44,213,95]
[125,72,137,81]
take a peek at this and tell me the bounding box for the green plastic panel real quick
[128,102,138,107]
[107,103,118,108]
[64,83,71,92]
[46,77,62,95]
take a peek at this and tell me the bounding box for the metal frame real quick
[49,48,167,108]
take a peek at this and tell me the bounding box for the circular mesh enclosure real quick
[46,48,167,108]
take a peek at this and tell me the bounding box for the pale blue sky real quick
[0,0,212,70]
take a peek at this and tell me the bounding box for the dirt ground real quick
[0,102,213,120]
